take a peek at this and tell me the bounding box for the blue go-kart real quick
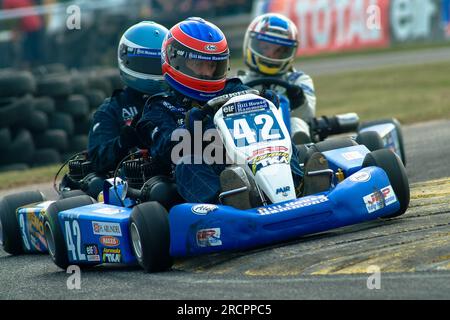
[0,91,409,273]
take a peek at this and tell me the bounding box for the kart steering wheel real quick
[245,77,293,93]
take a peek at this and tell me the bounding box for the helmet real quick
[161,17,230,102]
[243,13,298,76]
[118,21,169,94]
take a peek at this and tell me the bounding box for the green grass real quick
[312,60,450,124]
[1,59,449,190]
[0,164,67,191]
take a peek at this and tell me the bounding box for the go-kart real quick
[40,90,409,273]
[244,77,406,165]
[0,152,100,255]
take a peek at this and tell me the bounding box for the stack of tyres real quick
[0,66,123,171]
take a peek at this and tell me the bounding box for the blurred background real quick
[0,0,449,176]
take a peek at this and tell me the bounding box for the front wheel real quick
[44,195,96,269]
[356,131,384,152]
[130,201,172,273]
[0,191,46,255]
[362,149,410,219]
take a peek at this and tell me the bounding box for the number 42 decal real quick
[231,113,283,146]
[65,220,86,261]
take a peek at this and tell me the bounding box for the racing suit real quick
[88,87,153,174]
[239,69,316,139]
[136,78,303,203]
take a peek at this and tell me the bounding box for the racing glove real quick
[261,89,280,108]
[118,125,140,150]
[286,85,305,110]
[185,107,212,134]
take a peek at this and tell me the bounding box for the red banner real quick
[262,0,391,56]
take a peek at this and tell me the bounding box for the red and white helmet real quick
[161,17,230,102]
[243,13,298,76]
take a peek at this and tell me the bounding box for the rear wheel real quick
[359,118,406,165]
[362,149,410,218]
[356,131,384,152]
[130,202,172,273]
[0,191,46,254]
[44,195,96,269]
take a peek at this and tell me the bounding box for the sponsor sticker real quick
[102,248,121,263]
[196,228,222,247]
[93,207,123,215]
[258,195,328,215]
[276,186,291,197]
[223,99,268,116]
[204,44,217,51]
[92,221,122,237]
[342,151,364,161]
[350,171,371,183]
[363,185,397,214]
[100,236,120,247]
[191,204,218,215]
[85,244,100,262]
[248,152,289,175]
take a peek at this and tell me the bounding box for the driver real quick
[239,13,316,144]
[137,17,305,208]
[87,21,169,174]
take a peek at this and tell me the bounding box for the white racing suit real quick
[239,69,316,140]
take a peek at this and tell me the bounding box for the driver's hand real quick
[261,89,280,108]
[185,107,209,133]
[287,85,305,110]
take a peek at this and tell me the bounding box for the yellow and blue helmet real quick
[243,13,298,76]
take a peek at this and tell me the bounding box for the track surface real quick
[1,120,449,300]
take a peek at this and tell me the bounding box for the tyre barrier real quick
[0,67,123,172]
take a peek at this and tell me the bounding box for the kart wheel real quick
[130,202,172,273]
[44,195,96,269]
[359,118,406,165]
[356,131,384,152]
[58,190,86,200]
[305,137,357,165]
[363,149,410,219]
[0,191,46,254]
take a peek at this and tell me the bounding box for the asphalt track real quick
[1,49,450,300]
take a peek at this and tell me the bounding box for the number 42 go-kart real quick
[0,90,410,273]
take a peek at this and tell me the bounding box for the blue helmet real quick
[118,21,169,94]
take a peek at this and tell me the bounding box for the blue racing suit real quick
[137,78,303,203]
[88,87,152,173]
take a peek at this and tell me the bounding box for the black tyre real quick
[37,75,73,97]
[34,129,68,152]
[356,131,384,152]
[58,190,86,200]
[0,128,11,150]
[48,112,75,136]
[22,110,49,132]
[87,75,112,95]
[0,71,36,98]
[85,89,107,110]
[0,95,34,128]
[33,97,55,114]
[359,118,406,165]
[57,95,89,119]
[129,202,172,273]
[362,149,410,219]
[305,137,357,165]
[69,135,88,153]
[32,148,61,167]
[0,191,46,254]
[44,195,96,270]
[0,129,35,165]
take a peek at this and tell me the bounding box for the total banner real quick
[254,0,450,55]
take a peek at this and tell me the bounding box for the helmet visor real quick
[119,44,163,75]
[249,32,297,61]
[166,40,229,81]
